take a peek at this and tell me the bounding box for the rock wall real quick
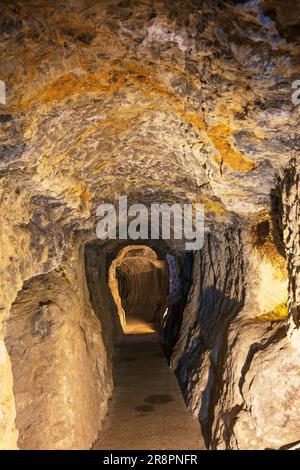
[5,270,110,449]
[85,241,123,360]
[282,158,300,327]
[171,222,245,446]
[0,186,83,450]
[171,166,299,449]
[4,250,112,450]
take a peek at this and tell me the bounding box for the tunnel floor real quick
[93,333,204,450]
[123,316,157,335]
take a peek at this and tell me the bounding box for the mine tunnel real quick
[110,245,169,333]
[1,0,300,452]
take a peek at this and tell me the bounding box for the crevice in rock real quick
[238,324,287,400]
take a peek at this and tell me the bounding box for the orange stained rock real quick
[176,110,205,131]
[208,123,256,173]
[18,63,178,110]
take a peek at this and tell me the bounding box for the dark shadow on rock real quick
[144,394,174,405]
[270,179,286,259]
[163,251,194,360]
[172,225,246,449]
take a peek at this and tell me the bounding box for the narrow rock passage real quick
[93,333,204,450]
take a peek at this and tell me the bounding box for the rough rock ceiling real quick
[1,0,299,230]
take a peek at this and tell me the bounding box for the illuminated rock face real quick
[5,271,111,450]
[0,0,299,450]
[115,247,169,324]
[171,167,300,450]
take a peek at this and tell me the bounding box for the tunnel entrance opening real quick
[108,245,169,335]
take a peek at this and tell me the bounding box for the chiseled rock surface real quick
[282,158,300,327]
[5,270,111,450]
[210,318,300,450]
[0,0,299,449]
[171,170,299,449]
